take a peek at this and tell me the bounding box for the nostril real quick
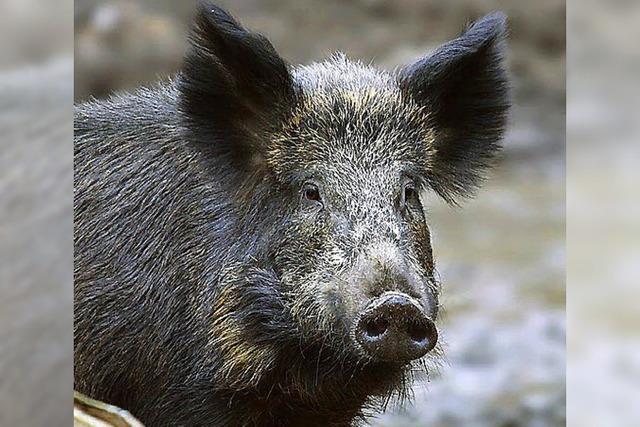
[407,321,429,343]
[364,317,388,338]
[356,292,438,361]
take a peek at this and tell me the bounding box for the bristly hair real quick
[398,12,510,204]
[177,1,296,169]
[73,3,509,424]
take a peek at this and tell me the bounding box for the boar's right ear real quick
[178,2,295,168]
[398,12,510,204]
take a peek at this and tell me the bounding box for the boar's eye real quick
[302,183,322,205]
[402,181,421,211]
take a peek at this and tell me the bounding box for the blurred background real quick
[24,0,640,426]
[567,0,640,425]
[5,0,640,426]
[74,1,566,425]
[1,1,73,427]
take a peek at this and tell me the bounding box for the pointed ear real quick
[178,2,295,168]
[399,12,510,203]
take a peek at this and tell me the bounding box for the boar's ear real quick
[178,2,295,168]
[398,12,510,203]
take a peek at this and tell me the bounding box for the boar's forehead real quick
[266,56,436,180]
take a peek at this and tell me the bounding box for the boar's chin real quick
[291,340,418,391]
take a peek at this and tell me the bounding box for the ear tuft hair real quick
[178,2,295,167]
[399,12,510,204]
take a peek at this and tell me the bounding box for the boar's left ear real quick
[398,12,510,203]
[178,2,295,168]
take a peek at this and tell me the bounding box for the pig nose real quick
[355,292,437,362]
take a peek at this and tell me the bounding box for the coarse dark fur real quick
[74,2,510,426]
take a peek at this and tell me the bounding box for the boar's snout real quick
[355,292,437,363]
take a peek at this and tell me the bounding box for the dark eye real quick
[402,182,420,209]
[302,183,322,204]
